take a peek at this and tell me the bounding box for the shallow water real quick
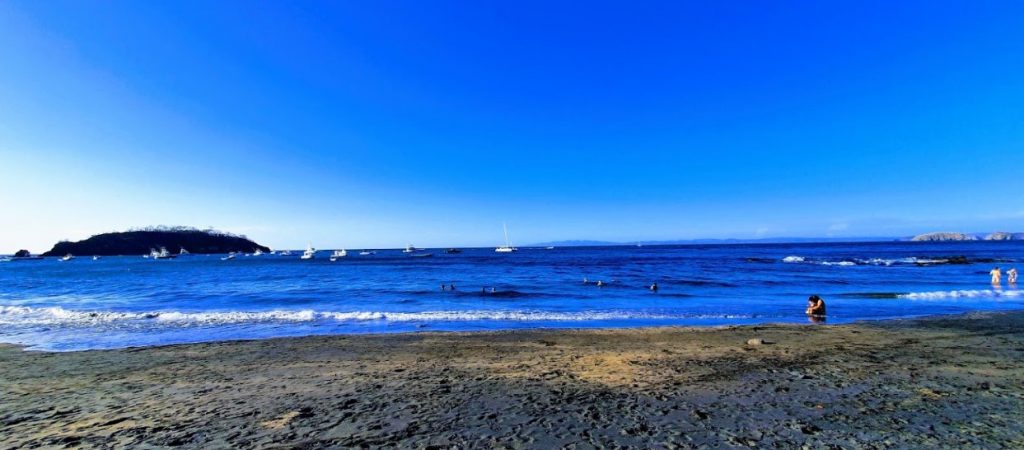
[1,241,1022,350]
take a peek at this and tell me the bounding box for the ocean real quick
[1,241,1022,351]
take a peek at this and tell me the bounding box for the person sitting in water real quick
[990,267,1003,285]
[596,280,604,287]
[1008,268,1018,284]
[650,282,658,292]
[806,295,826,317]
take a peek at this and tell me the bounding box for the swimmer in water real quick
[596,280,604,287]
[991,267,1003,285]
[450,283,456,291]
[583,277,589,284]
[650,282,658,292]
[806,295,826,317]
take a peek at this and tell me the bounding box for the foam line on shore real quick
[0,305,757,326]
[898,289,1022,300]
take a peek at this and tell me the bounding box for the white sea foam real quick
[782,256,952,266]
[898,289,1023,300]
[0,305,755,327]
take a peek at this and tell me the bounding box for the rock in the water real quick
[13,249,31,258]
[985,232,1024,241]
[910,232,978,242]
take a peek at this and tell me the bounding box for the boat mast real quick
[503,222,511,248]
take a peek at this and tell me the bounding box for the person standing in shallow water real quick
[806,295,826,317]
[1008,268,1018,285]
[990,267,1002,285]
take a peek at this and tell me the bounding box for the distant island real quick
[41,227,270,256]
[534,232,1024,247]
[911,231,1024,242]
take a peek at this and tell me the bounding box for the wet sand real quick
[2,312,1024,449]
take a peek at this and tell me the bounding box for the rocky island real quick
[910,232,978,242]
[40,227,270,256]
[911,231,1023,242]
[985,231,1024,241]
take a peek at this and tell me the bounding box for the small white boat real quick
[330,249,347,261]
[92,256,101,261]
[151,247,177,259]
[60,254,74,261]
[495,222,518,253]
[252,249,264,256]
[179,248,190,255]
[545,246,555,250]
[402,245,418,254]
[301,243,316,260]
[359,250,376,256]
[221,252,237,261]
[279,250,293,256]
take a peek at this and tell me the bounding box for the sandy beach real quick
[2,312,1023,449]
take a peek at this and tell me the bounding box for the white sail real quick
[496,222,518,253]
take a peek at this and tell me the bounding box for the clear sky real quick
[1,1,1022,253]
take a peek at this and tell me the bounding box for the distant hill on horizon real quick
[532,232,1024,247]
[41,227,270,256]
[530,236,900,247]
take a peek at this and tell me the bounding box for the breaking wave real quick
[897,289,1023,300]
[0,305,757,327]
[781,255,975,267]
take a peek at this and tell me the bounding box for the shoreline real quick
[2,308,1014,353]
[3,311,1023,448]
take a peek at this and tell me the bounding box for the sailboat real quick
[495,222,518,253]
[301,243,316,260]
[151,247,177,259]
[330,249,347,261]
[179,247,190,256]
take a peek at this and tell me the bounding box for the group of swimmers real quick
[582,277,659,292]
[990,267,1019,285]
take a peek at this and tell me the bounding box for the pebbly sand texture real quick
[2,313,1024,449]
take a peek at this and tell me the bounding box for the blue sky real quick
[1,1,1022,252]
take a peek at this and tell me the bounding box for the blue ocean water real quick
[1,242,1022,351]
